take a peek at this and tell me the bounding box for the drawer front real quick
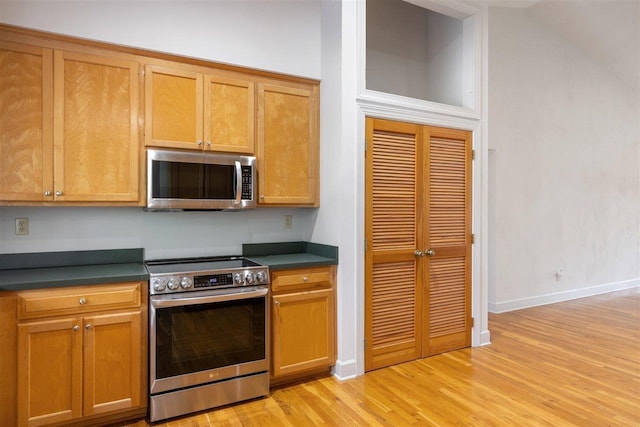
[271,267,333,293]
[17,282,141,319]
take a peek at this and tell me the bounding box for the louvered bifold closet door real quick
[423,126,472,356]
[365,118,424,371]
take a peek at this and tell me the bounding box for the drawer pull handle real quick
[79,298,87,305]
[85,324,92,330]
[303,277,309,282]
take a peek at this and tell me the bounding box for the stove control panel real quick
[149,267,270,294]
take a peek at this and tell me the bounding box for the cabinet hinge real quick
[364,238,367,252]
[471,317,475,328]
[472,149,476,160]
[470,234,475,244]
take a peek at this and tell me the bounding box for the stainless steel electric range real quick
[145,256,270,422]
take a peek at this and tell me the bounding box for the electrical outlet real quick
[15,218,29,235]
[284,215,293,229]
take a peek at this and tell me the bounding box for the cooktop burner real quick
[145,256,269,295]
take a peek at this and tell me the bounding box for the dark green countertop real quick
[243,242,338,271]
[0,248,148,292]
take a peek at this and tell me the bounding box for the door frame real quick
[352,101,489,378]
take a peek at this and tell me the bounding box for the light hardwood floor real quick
[121,288,640,426]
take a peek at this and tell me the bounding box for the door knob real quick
[425,249,436,257]
[414,250,424,257]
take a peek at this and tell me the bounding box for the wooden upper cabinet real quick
[257,83,319,206]
[205,75,255,153]
[0,41,53,202]
[145,65,255,154]
[145,65,202,150]
[54,51,140,202]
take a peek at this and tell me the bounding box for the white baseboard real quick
[489,279,640,314]
[332,358,357,381]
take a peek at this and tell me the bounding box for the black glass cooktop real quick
[145,256,261,275]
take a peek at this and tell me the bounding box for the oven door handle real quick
[151,287,268,308]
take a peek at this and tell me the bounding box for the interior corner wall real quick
[488,7,640,312]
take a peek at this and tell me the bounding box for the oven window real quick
[155,297,265,379]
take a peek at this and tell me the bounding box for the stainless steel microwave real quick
[146,149,256,211]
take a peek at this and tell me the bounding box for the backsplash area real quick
[0,207,314,259]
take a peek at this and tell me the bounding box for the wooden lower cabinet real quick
[270,266,336,384]
[14,283,145,427]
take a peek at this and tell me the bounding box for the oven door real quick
[150,286,268,395]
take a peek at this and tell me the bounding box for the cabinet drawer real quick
[271,267,333,293]
[17,282,141,319]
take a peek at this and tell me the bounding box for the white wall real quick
[488,6,640,312]
[366,0,463,106]
[0,206,315,259]
[0,0,321,79]
[0,0,324,258]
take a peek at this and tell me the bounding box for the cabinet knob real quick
[303,276,309,282]
[73,325,80,331]
[206,141,211,146]
[85,324,92,330]
[44,191,52,196]
[260,195,265,200]
[55,190,63,196]
[275,301,280,306]
[79,298,87,305]
[197,140,203,146]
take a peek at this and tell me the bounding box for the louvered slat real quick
[429,137,466,245]
[371,262,416,346]
[371,130,416,251]
[429,257,466,337]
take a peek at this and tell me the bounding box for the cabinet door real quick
[145,65,203,150]
[272,288,335,378]
[83,311,141,417]
[53,51,140,202]
[204,75,255,153]
[257,83,319,206]
[0,42,53,202]
[17,317,83,427]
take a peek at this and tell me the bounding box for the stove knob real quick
[245,272,256,285]
[153,278,167,292]
[234,273,244,285]
[256,271,267,283]
[167,278,180,291]
[180,277,193,289]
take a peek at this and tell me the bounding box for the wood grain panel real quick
[257,83,318,205]
[17,282,141,320]
[0,42,53,201]
[205,75,254,154]
[83,311,141,416]
[272,289,334,377]
[424,126,472,356]
[18,317,82,426]
[0,293,17,426]
[365,118,423,371]
[145,65,201,149]
[54,51,140,202]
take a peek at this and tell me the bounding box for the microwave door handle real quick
[152,287,268,308]
[234,160,242,205]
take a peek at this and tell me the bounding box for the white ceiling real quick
[489,0,640,93]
